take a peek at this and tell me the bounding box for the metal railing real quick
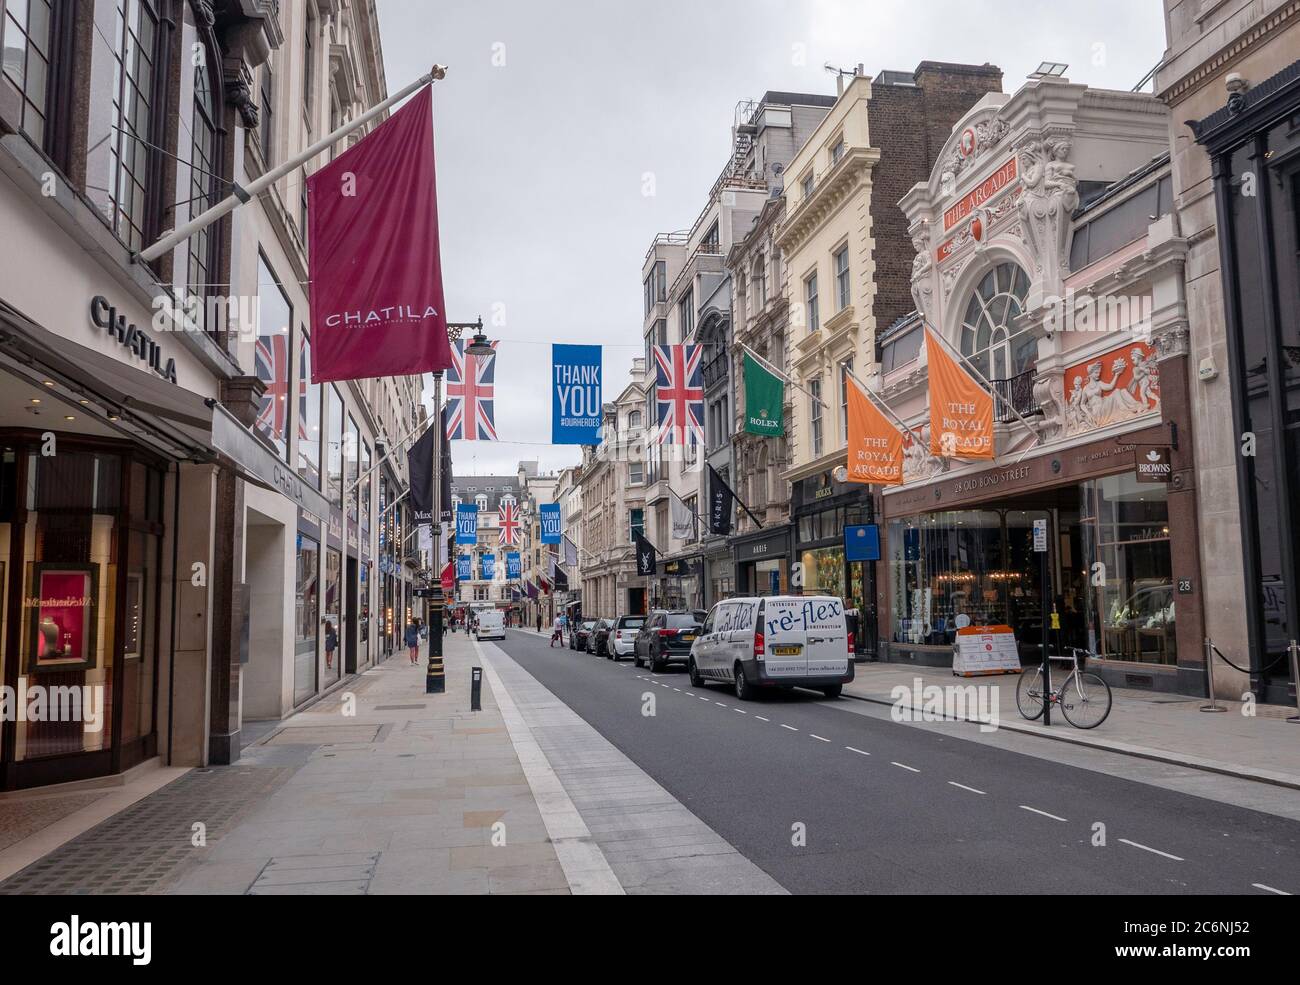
[990,369,1039,424]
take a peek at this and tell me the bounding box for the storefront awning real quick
[0,300,331,518]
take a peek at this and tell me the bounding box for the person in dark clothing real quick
[324,620,338,671]
[405,618,421,665]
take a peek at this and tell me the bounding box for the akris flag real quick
[308,86,452,382]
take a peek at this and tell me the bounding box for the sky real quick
[374,0,1168,477]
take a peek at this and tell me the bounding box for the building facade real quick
[1157,0,1300,704]
[777,62,1003,654]
[880,73,1197,694]
[0,0,421,790]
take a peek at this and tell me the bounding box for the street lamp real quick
[427,318,491,693]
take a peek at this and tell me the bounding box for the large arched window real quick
[959,262,1034,379]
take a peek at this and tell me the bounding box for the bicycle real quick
[1016,646,1112,728]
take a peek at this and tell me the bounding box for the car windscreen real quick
[665,613,700,628]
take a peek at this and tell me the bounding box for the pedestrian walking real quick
[550,613,565,647]
[405,618,421,665]
[324,620,338,671]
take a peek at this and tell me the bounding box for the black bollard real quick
[471,666,482,711]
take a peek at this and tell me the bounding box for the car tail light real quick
[847,631,855,655]
[754,628,765,659]
[658,629,674,637]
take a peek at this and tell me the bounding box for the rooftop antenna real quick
[824,62,861,97]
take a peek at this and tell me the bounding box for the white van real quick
[688,596,853,700]
[475,609,505,641]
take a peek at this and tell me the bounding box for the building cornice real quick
[775,146,880,255]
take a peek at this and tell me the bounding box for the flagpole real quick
[136,65,449,265]
[921,318,1042,443]
[838,361,914,436]
[739,343,830,410]
[709,462,763,529]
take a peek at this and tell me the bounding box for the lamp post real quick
[427,319,488,693]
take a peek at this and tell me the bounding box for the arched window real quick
[629,410,642,429]
[959,262,1034,379]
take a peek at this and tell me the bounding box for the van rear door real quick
[761,598,809,678]
[802,597,849,676]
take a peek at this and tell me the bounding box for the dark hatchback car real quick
[570,619,597,650]
[588,618,614,655]
[634,610,706,672]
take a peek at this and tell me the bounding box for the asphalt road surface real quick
[494,629,1300,894]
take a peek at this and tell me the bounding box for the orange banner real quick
[926,328,994,458]
[846,377,904,485]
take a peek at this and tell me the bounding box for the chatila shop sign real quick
[90,296,177,384]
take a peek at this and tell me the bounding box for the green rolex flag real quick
[743,352,784,436]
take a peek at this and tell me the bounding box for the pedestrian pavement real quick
[0,632,577,894]
[843,661,1300,789]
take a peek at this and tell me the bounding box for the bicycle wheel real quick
[1016,667,1046,721]
[1059,672,1112,729]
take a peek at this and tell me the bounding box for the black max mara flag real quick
[407,406,455,524]
[633,533,657,577]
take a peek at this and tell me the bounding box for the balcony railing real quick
[702,351,729,389]
[991,369,1040,424]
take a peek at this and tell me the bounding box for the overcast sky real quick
[374,0,1167,477]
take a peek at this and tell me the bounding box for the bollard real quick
[471,666,482,712]
[1199,637,1227,713]
[1289,640,1300,724]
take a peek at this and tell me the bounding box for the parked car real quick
[689,595,853,700]
[570,619,597,651]
[588,618,614,655]
[634,610,705,672]
[606,615,645,660]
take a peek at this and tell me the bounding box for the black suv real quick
[634,610,705,672]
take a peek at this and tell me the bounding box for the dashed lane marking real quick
[734,708,746,714]
[891,762,921,773]
[755,716,770,722]
[779,724,798,732]
[1119,838,1183,861]
[845,746,870,756]
[1253,883,1291,895]
[810,734,830,742]
[948,781,986,795]
[1020,805,1067,822]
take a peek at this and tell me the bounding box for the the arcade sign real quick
[90,296,177,384]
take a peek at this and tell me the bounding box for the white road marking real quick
[780,724,798,732]
[1019,805,1067,822]
[1253,883,1291,895]
[845,746,870,756]
[672,688,680,692]
[715,701,727,707]
[891,762,921,773]
[734,708,746,714]
[948,781,986,795]
[1119,838,1183,861]
[755,716,770,722]
[810,734,830,742]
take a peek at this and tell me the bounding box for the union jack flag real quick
[254,331,299,442]
[498,500,520,547]
[446,339,498,441]
[652,344,704,445]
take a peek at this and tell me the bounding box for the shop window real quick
[255,254,293,459]
[1080,473,1175,664]
[323,548,341,684]
[294,532,319,704]
[800,544,845,599]
[298,329,322,487]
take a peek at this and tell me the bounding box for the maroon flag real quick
[308,85,451,382]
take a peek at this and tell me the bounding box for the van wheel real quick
[734,663,752,701]
[688,659,703,688]
[822,684,843,699]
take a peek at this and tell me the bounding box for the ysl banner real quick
[634,533,657,576]
[925,327,993,459]
[846,377,904,485]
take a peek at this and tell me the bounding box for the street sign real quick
[1033,518,1047,552]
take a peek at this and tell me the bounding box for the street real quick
[487,629,1300,895]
